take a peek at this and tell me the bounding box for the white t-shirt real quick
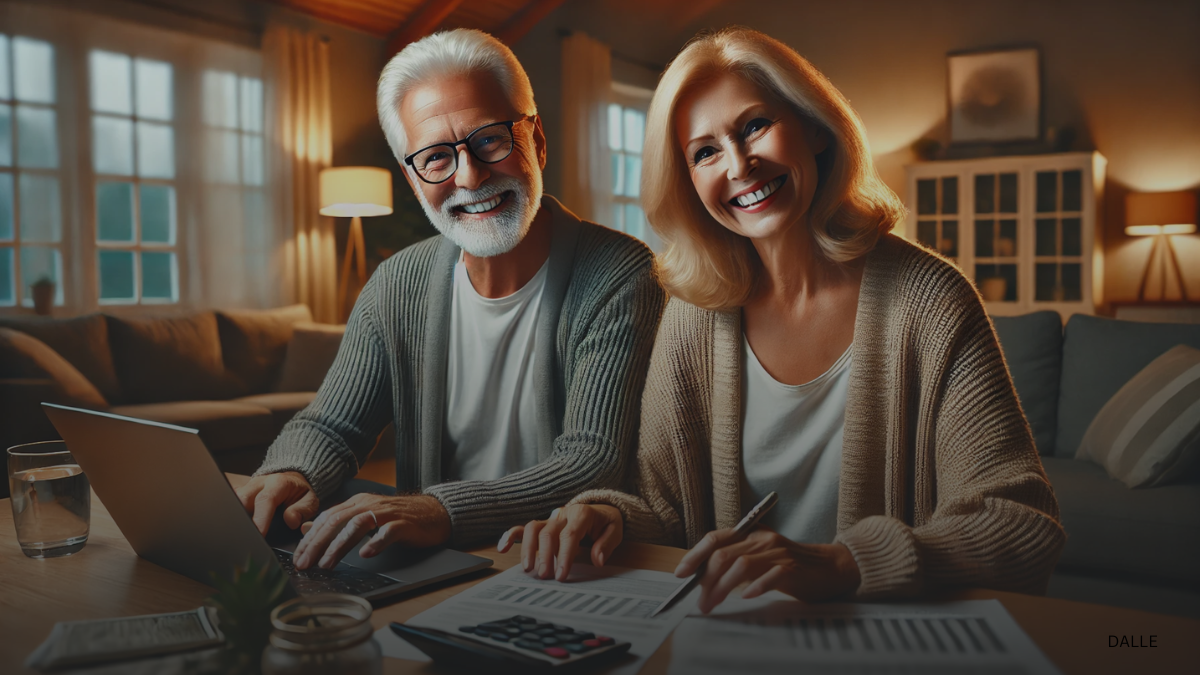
[444,256,548,481]
[740,335,852,544]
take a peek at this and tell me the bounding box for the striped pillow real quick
[1077,344,1200,488]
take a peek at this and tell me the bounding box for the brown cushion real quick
[109,400,276,452]
[0,328,108,408]
[0,313,122,402]
[276,323,346,393]
[233,391,316,432]
[217,304,314,395]
[106,312,241,404]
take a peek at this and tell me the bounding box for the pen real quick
[650,491,779,617]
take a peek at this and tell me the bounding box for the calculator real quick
[389,614,632,672]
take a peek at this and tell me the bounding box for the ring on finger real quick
[368,510,378,530]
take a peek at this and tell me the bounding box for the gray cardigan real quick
[256,196,666,545]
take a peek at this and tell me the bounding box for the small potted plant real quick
[204,557,289,675]
[31,276,55,315]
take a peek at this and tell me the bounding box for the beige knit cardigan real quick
[571,234,1065,599]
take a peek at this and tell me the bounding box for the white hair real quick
[377,29,537,163]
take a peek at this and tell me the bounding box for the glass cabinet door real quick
[915,175,959,262]
[972,171,1019,303]
[1033,169,1085,303]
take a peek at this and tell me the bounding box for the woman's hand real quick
[675,526,861,613]
[497,504,624,581]
[293,493,451,570]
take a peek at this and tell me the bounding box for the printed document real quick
[669,594,1061,675]
[402,562,698,674]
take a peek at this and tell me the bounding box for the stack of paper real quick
[669,594,1061,674]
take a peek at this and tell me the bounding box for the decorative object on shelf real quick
[948,47,1040,145]
[208,556,290,675]
[319,167,394,321]
[262,593,381,675]
[910,138,942,161]
[1125,190,1198,302]
[31,277,55,316]
[906,152,1106,318]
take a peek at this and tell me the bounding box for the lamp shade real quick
[319,167,394,217]
[1125,190,1197,236]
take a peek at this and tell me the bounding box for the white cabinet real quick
[904,152,1107,317]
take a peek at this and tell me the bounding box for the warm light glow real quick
[319,167,393,217]
[1124,224,1197,237]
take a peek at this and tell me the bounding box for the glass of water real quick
[8,441,91,558]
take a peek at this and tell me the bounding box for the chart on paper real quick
[402,563,698,675]
[669,596,1062,675]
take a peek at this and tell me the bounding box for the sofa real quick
[992,311,1200,619]
[1,305,346,498]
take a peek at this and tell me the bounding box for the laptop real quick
[42,403,493,602]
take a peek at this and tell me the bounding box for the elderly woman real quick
[501,28,1063,613]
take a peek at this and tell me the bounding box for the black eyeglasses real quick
[403,116,534,185]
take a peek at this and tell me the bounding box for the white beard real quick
[413,171,543,258]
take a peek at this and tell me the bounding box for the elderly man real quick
[236,29,664,570]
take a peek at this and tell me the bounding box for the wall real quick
[514,0,1200,304]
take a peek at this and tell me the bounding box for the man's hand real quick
[497,504,624,581]
[293,494,452,570]
[236,471,319,537]
[675,526,861,613]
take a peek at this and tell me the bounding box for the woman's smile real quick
[730,175,788,212]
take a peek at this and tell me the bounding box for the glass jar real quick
[261,594,381,675]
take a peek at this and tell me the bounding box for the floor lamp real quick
[319,166,394,320]
[1125,191,1197,302]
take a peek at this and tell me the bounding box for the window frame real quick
[0,33,66,309]
[607,82,658,251]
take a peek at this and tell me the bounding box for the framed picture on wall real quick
[948,47,1041,145]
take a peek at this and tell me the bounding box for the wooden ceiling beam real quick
[385,0,468,57]
[494,0,568,46]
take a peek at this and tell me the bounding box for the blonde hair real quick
[378,29,536,163]
[643,27,905,310]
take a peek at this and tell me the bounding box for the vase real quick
[32,283,55,315]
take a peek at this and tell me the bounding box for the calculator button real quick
[504,627,522,635]
[552,624,573,631]
[512,615,534,623]
[458,625,476,633]
[474,628,493,637]
[491,632,510,641]
[565,643,590,653]
[574,631,595,640]
[520,632,542,640]
[543,647,570,659]
[582,639,601,648]
[534,627,557,636]
[534,622,554,629]
[515,639,542,650]
[555,632,581,642]
[597,636,615,645]
[540,637,560,646]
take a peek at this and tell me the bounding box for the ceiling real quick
[264,0,565,53]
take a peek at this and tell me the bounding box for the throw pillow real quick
[991,311,1062,455]
[217,304,314,394]
[107,312,241,404]
[0,327,108,408]
[1077,344,1200,488]
[276,323,346,393]
[0,313,123,403]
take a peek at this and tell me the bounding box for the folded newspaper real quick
[25,607,224,671]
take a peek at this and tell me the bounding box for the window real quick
[0,34,63,307]
[201,70,264,188]
[607,102,646,242]
[90,50,178,304]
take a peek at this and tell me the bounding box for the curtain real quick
[560,32,612,223]
[263,24,338,323]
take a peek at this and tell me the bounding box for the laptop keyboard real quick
[274,548,400,596]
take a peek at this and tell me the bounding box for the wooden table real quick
[3,476,1197,674]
